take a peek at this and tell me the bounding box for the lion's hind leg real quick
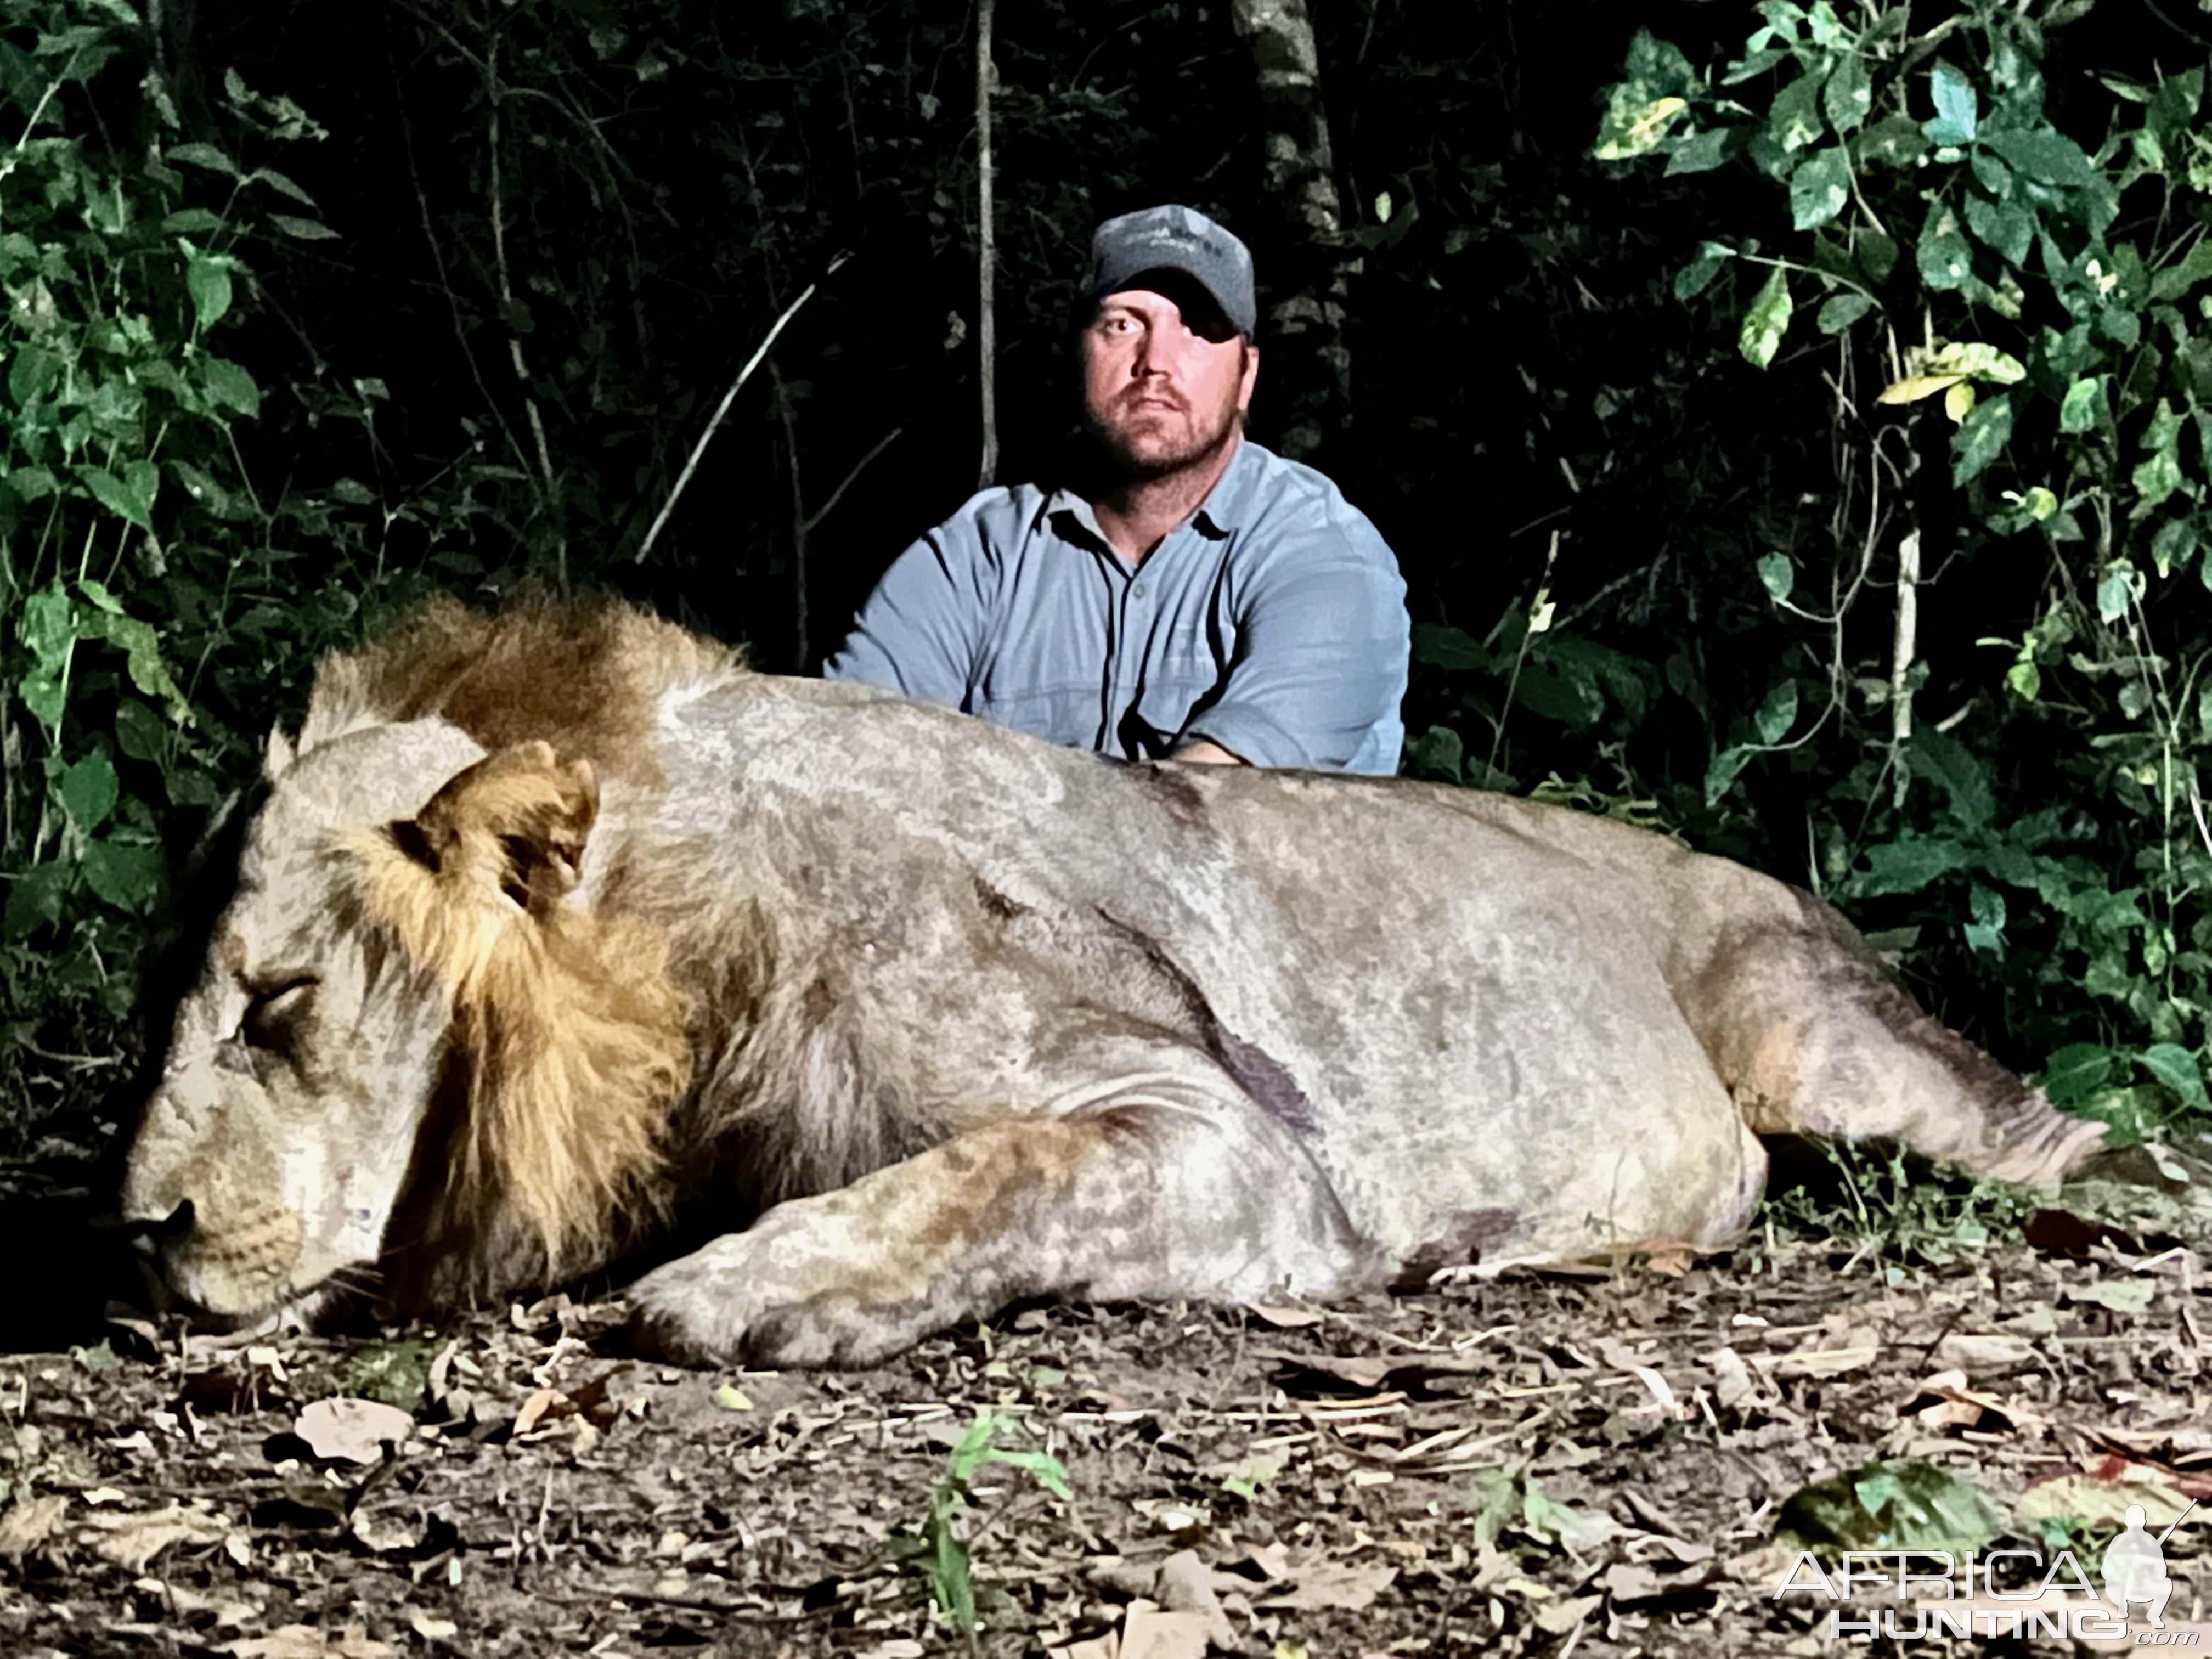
[626,1057,1379,1367]
[1679,884,2102,1184]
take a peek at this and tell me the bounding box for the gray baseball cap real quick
[1087,205,1256,337]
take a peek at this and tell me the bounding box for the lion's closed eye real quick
[241,978,317,1050]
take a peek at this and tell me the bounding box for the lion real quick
[120,598,2104,1366]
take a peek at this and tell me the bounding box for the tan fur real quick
[342,745,692,1298]
[297,594,744,786]
[125,598,2106,1364]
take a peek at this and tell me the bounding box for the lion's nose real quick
[126,1198,197,1257]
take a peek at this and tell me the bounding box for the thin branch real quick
[484,33,565,585]
[975,0,998,488]
[800,426,904,537]
[635,257,847,565]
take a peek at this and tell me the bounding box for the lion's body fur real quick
[125,599,2106,1364]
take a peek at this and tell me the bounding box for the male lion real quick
[122,600,2102,1367]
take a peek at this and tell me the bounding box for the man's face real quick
[1081,284,1258,480]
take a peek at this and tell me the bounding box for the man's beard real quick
[1082,384,1244,484]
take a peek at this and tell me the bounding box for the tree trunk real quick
[1228,0,1351,461]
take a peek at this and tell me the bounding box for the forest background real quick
[4,0,2210,1176]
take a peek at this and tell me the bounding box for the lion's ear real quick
[413,741,600,918]
[265,726,296,782]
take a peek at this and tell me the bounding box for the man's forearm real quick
[1171,738,1246,766]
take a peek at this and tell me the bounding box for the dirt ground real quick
[1,1140,2209,1659]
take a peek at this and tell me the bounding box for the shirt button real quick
[1132,582,1147,599]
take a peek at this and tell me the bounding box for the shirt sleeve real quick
[1178,507,1410,772]
[821,507,999,707]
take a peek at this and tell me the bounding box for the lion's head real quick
[123,601,717,1321]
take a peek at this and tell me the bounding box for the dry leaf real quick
[1934,1332,2036,1373]
[1256,1558,1397,1611]
[1118,1605,1212,1659]
[81,1503,229,1571]
[221,1624,393,1658]
[0,1494,67,1558]
[1243,1302,1324,1329]
[1532,1592,1601,1634]
[294,1398,413,1464]
[404,1610,458,1640]
[1155,1549,1237,1648]
[1703,1346,1758,1408]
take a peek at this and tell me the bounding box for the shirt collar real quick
[1041,436,1263,550]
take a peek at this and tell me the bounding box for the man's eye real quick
[242,979,315,1049]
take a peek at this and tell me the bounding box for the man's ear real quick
[413,740,600,918]
[1238,339,1260,415]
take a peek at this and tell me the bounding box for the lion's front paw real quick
[620,1231,921,1369]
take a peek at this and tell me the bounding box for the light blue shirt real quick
[822,440,1409,774]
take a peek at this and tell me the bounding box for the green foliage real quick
[0,0,432,1124]
[1594,0,2212,1125]
[888,1409,1071,1633]
[1756,1139,2044,1272]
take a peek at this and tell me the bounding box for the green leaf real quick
[1984,128,2094,188]
[59,751,117,831]
[1738,267,1793,368]
[82,611,188,715]
[1823,54,1871,133]
[246,167,318,206]
[3,862,69,940]
[1909,730,1993,827]
[80,461,155,527]
[1917,206,1974,291]
[160,207,224,234]
[2151,517,2198,575]
[1788,148,1851,230]
[80,838,162,915]
[2041,1043,2115,1107]
[1757,553,1795,600]
[185,256,232,330]
[113,697,166,763]
[5,465,58,502]
[1855,114,1927,167]
[1674,240,1735,301]
[2097,562,2139,622]
[269,213,338,241]
[1410,623,1488,672]
[2133,446,2185,511]
[1705,743,1756,805]
[166,141,237,174]
[8,343,61,407]
[1779,1461,2000,1554]
[1664,127,1736,176]
[2057,376,2107,433]
[202,357,261,417]
[1924,66,1978,146]
[1853,836,1972,898]
[1816,292,1874,332]
[1767,72,1824,152]
[1950,392,2013,484]
[1754,679,1798,744]
[2140,1043,2208,1107]
[1965,195,2032,267]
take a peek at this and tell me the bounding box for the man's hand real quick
[1171,738,1246,766]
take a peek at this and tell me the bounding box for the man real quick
[825,205,1409,774]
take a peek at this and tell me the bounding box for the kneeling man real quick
[826,206,1410,774]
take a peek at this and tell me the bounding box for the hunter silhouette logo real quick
[2104,1500,2196,1629]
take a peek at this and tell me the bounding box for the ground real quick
[1,1142,2208,1658]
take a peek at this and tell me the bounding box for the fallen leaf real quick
[80,1503,230,1571]
[294,1398,413,1464]
[2018,1465,2196,1527]
[1532,1592,1601,1634]
[1702,1346,1758,1408]
[404,1610,458,1640]
[1118,1605,1212,1659]
[1243,1302,1324,1328]
[1777,1460,2001,1553]
[1155,1549,1237,1648]
[1256,1559,1397,1611]
[0,1494,66,1558]
[712,1384,754,1411]
[1934,1333,2036,1373]
[221,1624,393,1658]
[2070,1278,2156,1313]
